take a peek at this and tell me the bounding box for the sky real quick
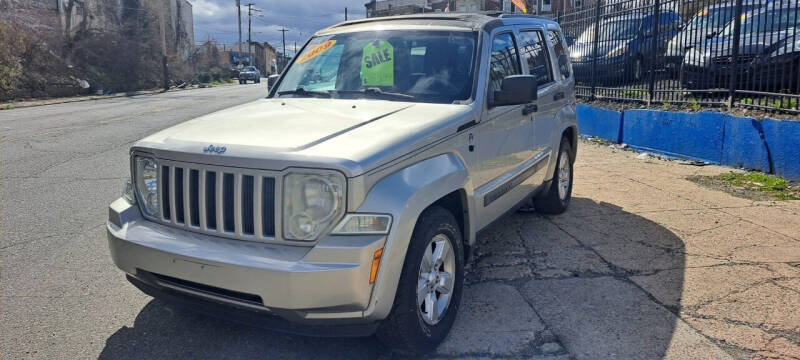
[189,0,369,55]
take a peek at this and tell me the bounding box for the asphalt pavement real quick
[2,84,798,360]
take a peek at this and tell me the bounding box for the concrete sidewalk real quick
[435,139,800,360]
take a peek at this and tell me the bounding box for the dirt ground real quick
[435,139,800,359]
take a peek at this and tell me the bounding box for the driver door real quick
[472,30,536,228]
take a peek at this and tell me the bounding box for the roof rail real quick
[481,11,553,20]
[328,13,482,29]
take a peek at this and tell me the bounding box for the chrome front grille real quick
[154,162,277,241]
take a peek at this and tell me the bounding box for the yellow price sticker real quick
[297,40,336,64]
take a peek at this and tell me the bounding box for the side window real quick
[547,30,571,80]
[518,30,554,87]
[489,32,521,93]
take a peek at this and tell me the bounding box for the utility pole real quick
[246,3,260,65]
[236,0,242,57]
[278,28,289,72]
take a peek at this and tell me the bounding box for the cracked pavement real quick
[1,86,799,359]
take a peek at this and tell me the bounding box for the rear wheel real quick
[376,206,464,354]
[534,137,574,214]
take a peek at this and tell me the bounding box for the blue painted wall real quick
[575,104,623,143]
[721,115,771,173]
[575,105,800,181]
[762,119,800,181]
[622,110,726,164]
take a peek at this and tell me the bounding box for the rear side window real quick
[518,30,554,87]
[489,32,521,93]
[548,30,571,80]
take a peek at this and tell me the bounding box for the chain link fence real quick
[557,0,800,113]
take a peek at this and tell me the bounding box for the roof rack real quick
[328,13,484,29]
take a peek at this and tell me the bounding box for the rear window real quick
[548,30,571,80]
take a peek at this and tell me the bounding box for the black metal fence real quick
[556,0,800,113]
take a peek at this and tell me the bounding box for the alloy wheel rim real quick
[417,234,456,325]
[558,149,571,201]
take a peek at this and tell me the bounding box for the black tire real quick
[534,137,574,214]
[376,206,465,355]
[239,80,244,85]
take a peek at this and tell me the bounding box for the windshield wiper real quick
[277,87,331,98]
[334,88,416,101]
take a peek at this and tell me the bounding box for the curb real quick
[576,104,800,181]
[1,82,241,110]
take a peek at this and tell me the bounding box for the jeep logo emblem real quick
[203,145,227,154]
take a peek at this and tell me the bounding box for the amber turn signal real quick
[369,248,384,284]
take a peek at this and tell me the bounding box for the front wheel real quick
[376,206,464,354]
[534,137,574,214]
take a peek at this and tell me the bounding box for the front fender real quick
[355,153,472,320]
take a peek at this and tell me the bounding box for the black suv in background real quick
[664,0,762,71]
[569,11,683,83]
[681,2,800,91]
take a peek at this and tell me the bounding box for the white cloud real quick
[188,0,368,53]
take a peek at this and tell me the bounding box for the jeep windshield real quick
[275,30,478,104]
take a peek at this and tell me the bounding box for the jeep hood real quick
[134,98,472,176]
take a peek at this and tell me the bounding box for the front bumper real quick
[108,198,386,327]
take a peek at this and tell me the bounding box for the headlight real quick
[666,38,681,56]
[684,49,707,66]
[134,156,159,216]
[283,171,345,241]
[606,43,628,58]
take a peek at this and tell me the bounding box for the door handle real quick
[554,92,565,101]
[522,104,538,116]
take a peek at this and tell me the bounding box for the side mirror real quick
[490,75,537,107]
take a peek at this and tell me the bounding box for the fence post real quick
[727,0,744,108]
[590,0,602,100]
[648,0,660,106]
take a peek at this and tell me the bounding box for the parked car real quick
[664,0,762,71]
[681,2,800,90]
[238,66,261,84]
[108,13,577,354]
[569,11,683,83]
[747,34,800,92]
[230,67,240,79]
